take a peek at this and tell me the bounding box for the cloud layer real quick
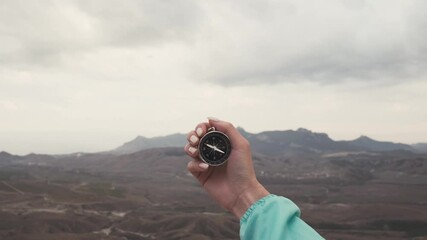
[192,0,427,85]
[1,0,426,154]
[0,0,201,67]
[1,0,426,85]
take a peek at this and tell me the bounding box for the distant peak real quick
[236,127,247,133]
[296,128,312,133]
[0,151,11,156]
[357,135,373,141]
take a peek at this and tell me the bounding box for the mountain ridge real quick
[113,133,186,154]
[342,135,413,152]
[111,128,421,155]
[1,128,425,158]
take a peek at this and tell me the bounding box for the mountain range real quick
[112,127,424,155]
[1,128,426,161]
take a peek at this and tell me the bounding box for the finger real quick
[207,117,247,149]
[187,160,210,177]
[186,130,199,146]
[184,143,199,158]
[195,122,210,137]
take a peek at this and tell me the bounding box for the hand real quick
[184,117,269,218]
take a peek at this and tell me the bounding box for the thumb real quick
[207,117,247,149]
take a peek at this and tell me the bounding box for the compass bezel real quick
[198,129,232,166]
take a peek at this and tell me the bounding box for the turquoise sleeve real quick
[240,194,325,240]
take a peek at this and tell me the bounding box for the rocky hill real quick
[342,135,413,152]
[0,151,22,166]
[112,133,186,154]
[413,143,427,153]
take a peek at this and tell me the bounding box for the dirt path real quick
[1,181,24,195]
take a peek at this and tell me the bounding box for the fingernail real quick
[188,146,197,154]
[196,128,203,137]
[190,135,198,144]
[208,117,220,121]
[199,162,209,169]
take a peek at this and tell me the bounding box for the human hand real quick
[184,118,269,218]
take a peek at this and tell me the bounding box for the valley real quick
[1,148,426,239]
[1,129,427,239]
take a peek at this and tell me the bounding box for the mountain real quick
[239,128,355,155]
[0,151,22,165]
[412,143,427,153]
[0,151,16,161]
[344,136,413,152]
[243,129,416,154]
[112,133,186,154]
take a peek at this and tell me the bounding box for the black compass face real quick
[198,130,231,166]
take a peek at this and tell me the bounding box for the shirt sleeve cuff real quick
[240,193,276,224]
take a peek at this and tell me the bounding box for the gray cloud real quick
[212,41,426,86]
[192,0,427,85]
[1,0,426,85]
[74,0,202,46]
[0,0,202,68]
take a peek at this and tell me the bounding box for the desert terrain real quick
[1,129,427,239]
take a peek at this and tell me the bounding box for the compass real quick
[198,127,232,166]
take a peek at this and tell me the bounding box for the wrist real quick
[230,181,270,219]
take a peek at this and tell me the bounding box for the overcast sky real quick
[1,0,426,154]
